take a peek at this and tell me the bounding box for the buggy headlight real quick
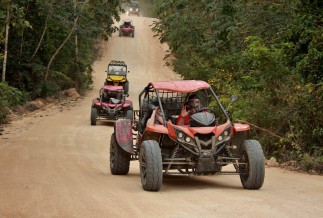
[177,132,183,139]
[174,128,196,147]
[136,9,138,11]
[216,125,231,143]
[130,8,133,11]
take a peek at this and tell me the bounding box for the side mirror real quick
[226,94,239,112]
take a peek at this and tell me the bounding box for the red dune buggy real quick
[110,80,265,191]
[91,85,133,125]
[119,19,135,37]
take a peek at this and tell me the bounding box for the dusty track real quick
[0,15,322,218]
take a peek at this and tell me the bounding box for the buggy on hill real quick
[119,19,135,37]
[128,1,140,16]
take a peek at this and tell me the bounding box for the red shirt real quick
[176,115,190,125]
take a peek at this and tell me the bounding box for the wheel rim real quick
[240,151,249,178]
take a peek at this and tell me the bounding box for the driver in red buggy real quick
[176,94,201,125]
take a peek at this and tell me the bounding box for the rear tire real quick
[132,31,135,37]
[139,140,163,191]
[124,80,129,95]
[91,107,97,126]
[110,133,130,175]
[239,140,265,189]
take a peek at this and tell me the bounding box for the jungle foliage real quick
[0,0,122,122]
[152,0,323,172]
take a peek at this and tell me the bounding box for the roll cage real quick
[106,60,127,76]
[138,80,231,130]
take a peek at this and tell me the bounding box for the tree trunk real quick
[44,17,78,80]
[2,3,10,82]
[29,14,48,62]
[19,2,29,62]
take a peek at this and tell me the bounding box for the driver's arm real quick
[146,109,157,127]
[176,106,189,125]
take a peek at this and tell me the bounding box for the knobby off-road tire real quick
[110,133,130,175]
[90,107,97,126]
[124,80,129,95]
[139,140,163,191]
[239,140,265,189]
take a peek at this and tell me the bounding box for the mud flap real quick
[115,119,134,154]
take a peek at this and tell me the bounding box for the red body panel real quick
[233,123,250,132]
[145,124,168,134]
[167,120,231,139]
[115,119,134,154]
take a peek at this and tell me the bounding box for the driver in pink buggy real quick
[124,21,131,28]
[176,94,201,125]
[102,89,121,103]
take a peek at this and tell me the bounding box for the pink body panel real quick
[102,85,123,91]
[150,80,210,92]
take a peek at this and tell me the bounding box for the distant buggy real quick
[104,60,130,95]
[110,80,265,191]
[128,1,140,16]
[119,19,135,37]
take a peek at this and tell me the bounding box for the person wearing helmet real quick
[176,94,201,125]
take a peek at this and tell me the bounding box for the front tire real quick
[110,133,130,175]
[126,109,133,120]
[239,140,265,189]
[139,140,163,191]
[91,107,97,125]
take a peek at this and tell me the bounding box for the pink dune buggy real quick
[91,85,133,125]
[119,19,135,37]
[110,80,265,191]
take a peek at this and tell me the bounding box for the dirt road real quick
[0,15,322,218]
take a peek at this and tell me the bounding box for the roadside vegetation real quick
[0,0,122,122]
[151,0,322,173]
